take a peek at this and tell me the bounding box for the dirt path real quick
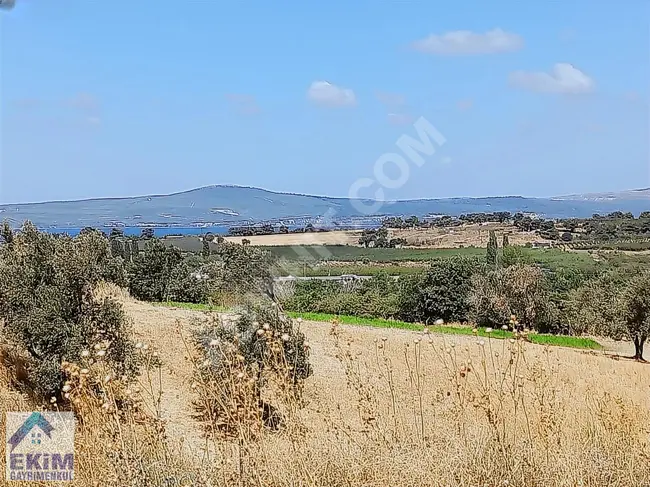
[120,299,208,452]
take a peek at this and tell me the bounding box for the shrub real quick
[561,271,626,337]
[281,280,340,313]
[193,300,311,436]
[166,260,211,304]
[501,245,531,268]
[0,222,138,398]
[470,264,554,331]
[128,239,183,301]
[397,257,478,324]
[209,242,276,302]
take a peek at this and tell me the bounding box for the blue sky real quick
[0,0,648,204]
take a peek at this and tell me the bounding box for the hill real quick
[1,185,650,229]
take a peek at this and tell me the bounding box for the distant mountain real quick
[1,185,650,229]
[553,188,650,202]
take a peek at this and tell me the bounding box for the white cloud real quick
[509,63,594,94]
[307,81,356,107]
[411,28,523,55]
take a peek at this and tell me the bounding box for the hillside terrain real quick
[101,293,650,484]
[3,185,650,228]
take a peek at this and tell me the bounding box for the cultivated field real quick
[4,288,645,486]
[222,223,548,248]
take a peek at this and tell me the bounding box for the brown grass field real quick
[1,287,649,486]
[224,223,549,248]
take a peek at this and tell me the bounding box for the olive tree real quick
[621,272,650,361]
[470,264,554,331]
[0,222,138,398]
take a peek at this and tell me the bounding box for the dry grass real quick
[0,287,648,486]
[223,224,549,249]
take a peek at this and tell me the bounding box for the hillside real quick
[2,185,650,229]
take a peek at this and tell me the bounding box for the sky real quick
[0,0,648,204]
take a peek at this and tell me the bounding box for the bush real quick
[209,242,276,302]
[193,300,311,436]
[470,264,555,331]
[561,271,626,337]
[128,239,183,301]
[501,245,531,268]
[281,280,340,313]
[283,273,400,318]
[397,257,478,324]
[0,222,138,398]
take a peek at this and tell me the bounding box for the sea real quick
[45,227,232,237]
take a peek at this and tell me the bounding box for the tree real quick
[358,228,390,248]
[128,239,183,301]
[470,264,554,331]
[140,228,155,240]
[0,222,137,398]
[404,216,419,228]
[502,234,510,247]
[109,228,124,240]
[130,240,139,259]
[209,242,276,302]
[621,272,650,360]
[242,238,251,246]
[562,272,625,337]
[201,238,211,258]
[123,239,132,262]
[486,230,498,268]
[110,238,125,259]
[397,257,478,324]
[560,231,573,242]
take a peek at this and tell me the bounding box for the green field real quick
[154,302,602,350]
[287,312,603,350]
[265,245,485,262]
[159,236,609,277]
[270,245,602,276]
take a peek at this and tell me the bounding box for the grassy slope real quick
[156,302,602,351]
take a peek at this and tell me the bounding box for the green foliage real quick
[562,271,625,337]
[209,242,276,302]
[502,234,510,247]
[283,273,400,319]
[128,239,183,301]
[620,272,650,359]
[201,238,210,258]
[140,228,155,239]
[397,257,478,324]
[501,245,531,268]
[486,230,498,268]
[0,222,138,398]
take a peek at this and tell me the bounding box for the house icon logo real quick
[7,413,55,453]
[5,411,75,482]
